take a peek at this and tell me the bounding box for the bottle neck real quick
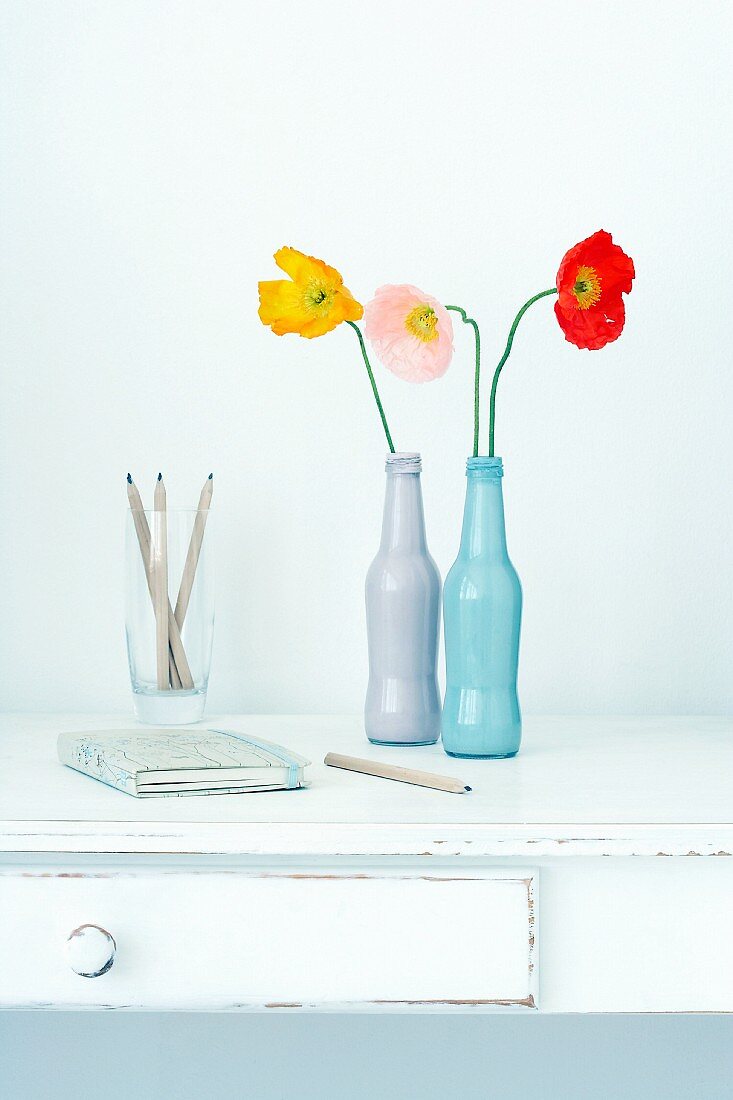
[459,457,508,559]
[380,453,427,553]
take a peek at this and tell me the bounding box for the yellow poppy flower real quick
[258,247,364,338]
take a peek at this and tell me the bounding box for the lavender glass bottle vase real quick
[365,452,441,746]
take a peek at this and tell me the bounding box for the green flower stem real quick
[488,288,558,457]
[445,305,481,457]
[346,320,395,453]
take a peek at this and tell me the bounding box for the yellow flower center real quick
[405,303,439,342]
[572,265,602,310]
[303,279,336,316]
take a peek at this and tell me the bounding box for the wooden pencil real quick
[323,752,471,794]
[127,476,181,687]
[152,474,169,690]
[174,473,213,629]
[126,476,194,690]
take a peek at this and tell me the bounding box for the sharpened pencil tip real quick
[208,472,213,479]
[126,473,132,483]
[157,472,162,481]
[464,786,472,792]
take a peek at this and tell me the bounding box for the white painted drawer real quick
[0,866,537,1010]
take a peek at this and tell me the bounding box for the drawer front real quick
[0,867,537,1010]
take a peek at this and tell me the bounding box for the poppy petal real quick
[337,286,364,323]
[554,296,626,350]
[274,246,343,287]
[298,310,346,338]
[258,279,310,334]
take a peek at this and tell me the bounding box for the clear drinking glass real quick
[125,508,214,725]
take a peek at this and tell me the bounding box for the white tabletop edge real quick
[1,714,732,856]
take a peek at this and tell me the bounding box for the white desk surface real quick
[1,714,731,857]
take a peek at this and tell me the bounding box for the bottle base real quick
[444,749,518,760]
[368,737,439,747]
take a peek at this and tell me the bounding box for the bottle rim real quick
[386,452,422,473]
[466,456,503,478]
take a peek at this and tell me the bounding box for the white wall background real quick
[1,0,731,716]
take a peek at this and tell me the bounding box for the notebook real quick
[57,728,310,798]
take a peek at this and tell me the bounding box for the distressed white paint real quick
[1,868,536,1010]
[3,857,732,1013]
[5,821,733,859]
[1,715,732,1013]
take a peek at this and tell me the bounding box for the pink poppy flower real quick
[364,285,454,383]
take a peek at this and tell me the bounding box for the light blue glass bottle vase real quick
[442,457,522,758]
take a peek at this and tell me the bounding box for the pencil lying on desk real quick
[324,753,471,794]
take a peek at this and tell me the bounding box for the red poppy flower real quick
[554,230,635,350]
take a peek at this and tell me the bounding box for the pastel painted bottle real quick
[365,453,441,746]
[442,456,522,758]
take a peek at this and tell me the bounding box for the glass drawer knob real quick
[66,923,116,978]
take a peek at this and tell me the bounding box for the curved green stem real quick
[346,320,395,453]
[488,288,558,457]
[445,305,481,457]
